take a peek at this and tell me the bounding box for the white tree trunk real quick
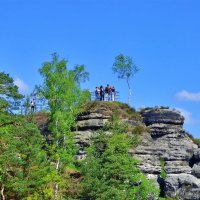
[127,79,131,106]
[128,87,131,106]
[54,159,60,199]
[1,184,5,200]
[54,117,60,200]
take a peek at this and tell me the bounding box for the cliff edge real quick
[74,102,200,200]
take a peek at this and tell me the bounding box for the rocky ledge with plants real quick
[74,102,200,200]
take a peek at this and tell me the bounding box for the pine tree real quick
[0,72,23,112]
[80,120,159,200]
[0,113,52,199]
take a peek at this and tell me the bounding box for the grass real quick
[82,101,141,121]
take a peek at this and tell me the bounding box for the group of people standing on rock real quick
[95,84,116,101]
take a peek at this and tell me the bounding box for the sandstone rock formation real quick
[74,103,200,199]
[131,107,200,199]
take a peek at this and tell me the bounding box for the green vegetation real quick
[0,113,53,199]
[192,138,200,145]
[0,72,23,112]
[186,131,200,146]
[80,119,159,200]
[35,53,89,199]
[160,158,167,180]
[83,101,141,121]
[0,54,164,199]
[112,54,139,105]
[139,106,170,113]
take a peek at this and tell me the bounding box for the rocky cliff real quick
[74,102,200,200]
[132,108,200,200]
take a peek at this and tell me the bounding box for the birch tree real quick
[37,53,89,199]
[112,54,139,105]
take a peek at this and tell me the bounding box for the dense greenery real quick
[0,113,53,199]
[0,72,23,112]
[36,53,90,199]
[80,119,159,200]
[1,54,163,199]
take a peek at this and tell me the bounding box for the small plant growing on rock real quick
[160,158,167,180]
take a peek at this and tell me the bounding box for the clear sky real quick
[1,0,200,137]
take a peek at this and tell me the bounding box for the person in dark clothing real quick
[31,98,35,112]
[105,84,111,101]
[100,85,104,101]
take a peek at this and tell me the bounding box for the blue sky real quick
[1,0,200,137]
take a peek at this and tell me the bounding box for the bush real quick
[79,119,159,200]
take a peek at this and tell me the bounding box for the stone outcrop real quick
[74,103,112,159]
[131,107,200,199]
[74,102,142,159]
[74,103,200,199]
[192,149,200,179]
[164,174,200,200]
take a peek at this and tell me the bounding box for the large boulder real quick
[141,108,184,125]
[164,174,200,200]
[194,149,200,161]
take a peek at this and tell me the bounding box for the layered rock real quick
[192,149,200,179]
[74,103,113,159]
[164,174,200,200]
[73,104,200,199]
[74,102,142,159]
[130,107,200,199]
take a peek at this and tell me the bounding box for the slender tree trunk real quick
[1,184,5,200]
[127,79,131,106]
[54,159,60,200]
[54,117,60,200]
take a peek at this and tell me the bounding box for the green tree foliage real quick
[36,53,89,198]
[112,54,139,105]
[80,120,159,200]
[0,113,53,199]
[0,72,23,112]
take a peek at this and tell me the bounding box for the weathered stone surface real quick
[165,161,192,174]
[192,164,200,178]
[194,149,200,161]
[74,131,93,145]
[76,118,109,130]
[73,105,199,199]
[77,112,111,120]
[164,174,200,200]
[74,131,93,159]
[130,107,198,199]
[141,108,184,125]
[149,123,185,138]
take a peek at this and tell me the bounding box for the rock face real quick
[74,104,200,199]
[74,102,142,159]
[130,108,200,199]
[164,174,200,200]
[74,104,112,159]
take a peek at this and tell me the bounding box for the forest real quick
[0,54,161,200]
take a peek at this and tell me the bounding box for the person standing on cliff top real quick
[31,98,35,112]
[95,87,100,100]
[111,86,115,101]
[100,85,104,101]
